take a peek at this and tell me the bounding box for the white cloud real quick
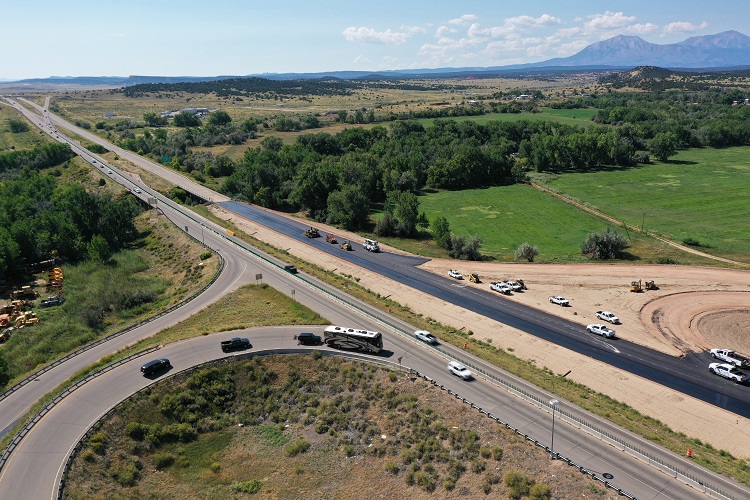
[585,11,636,31]
[342,26,410,45]
[625,23,660,35]
[505,14,561,29]
[353,55,371,66]
[435,25,456,37]
[448,14,478,26]
[401,25,427,34]
[662,21,709,35]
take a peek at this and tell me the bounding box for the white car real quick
[448,270,463,280]
[548,296,569,306]
[586,324,616,338]
[134,188,142,194]
[489,282,512,294]
[107,169,113,174]
[596,311,620,324]
[505,281,522,292]
[709,363,748,384]
[414,330,438,345]
[448,361,473,380]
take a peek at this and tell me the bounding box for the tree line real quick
[0,169,141,279]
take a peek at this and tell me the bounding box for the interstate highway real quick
[219,201,750,418]
[0,97,747,498]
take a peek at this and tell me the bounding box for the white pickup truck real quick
[710,349,750,368]
[596,311,620,324]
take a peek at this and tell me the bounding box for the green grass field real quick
[418,184,618,262]
[542,147,750,263]
[0,105,51,151]
[416,107,599,128]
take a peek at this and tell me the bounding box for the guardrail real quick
[0,252,225,407]
[0,345,161,474]
[409,369,639,498]
[436,347,736,500]
[54,349,403,498]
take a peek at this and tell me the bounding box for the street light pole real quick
[549,399,559,459]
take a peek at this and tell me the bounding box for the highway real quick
[0,96,747,498]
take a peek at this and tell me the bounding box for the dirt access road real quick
[212,204,750,458]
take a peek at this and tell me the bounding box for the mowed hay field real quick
[415,184,723,265]
[543,146,750,264]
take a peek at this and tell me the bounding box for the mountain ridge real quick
[3,31,749,86]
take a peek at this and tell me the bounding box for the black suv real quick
[221,337,251,352]
[141,358,171,376]
[296,332,322,345]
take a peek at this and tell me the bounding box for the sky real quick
[2,0,748,80]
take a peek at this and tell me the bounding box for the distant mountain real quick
[3,31,748,86]
[531,30,750,69]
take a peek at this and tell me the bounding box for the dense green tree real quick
[431,216,451,250]
[8,119,29,133]
[647,132,679,161]
[173,112,201,127]
[207,110,232,127]
[87,234,112,262]
[448,235,482,261]
[143,112,167,127]
[326,185,369,230]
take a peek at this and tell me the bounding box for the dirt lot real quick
[211,205,750,458]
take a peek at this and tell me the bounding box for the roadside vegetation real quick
[63,354,615,499]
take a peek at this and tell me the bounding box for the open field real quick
[540,146,750,264]
[410,184,727,265]
[0,103,52,150]
[416,107,599,128]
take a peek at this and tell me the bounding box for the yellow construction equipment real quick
[469,273,480,283]
[15,311,40,327]
[340,241,352,251]
[630,280,643,292]
[645,280,659,290]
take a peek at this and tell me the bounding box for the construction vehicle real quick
[326,235,338,244]
[12,286,38,300]
[645,280,659,290]
[0,327,13,343]
[15,311,40,326]
[630,280,643,292]
[340,241,352,251]
[0,300,26,316]
[469,273,480,283]
[516,279,527,290]
[304,227,320,238]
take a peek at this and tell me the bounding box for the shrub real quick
[199,251,212,260]
[480,446,491,458]
[152,453,175,470]
[231,479,262,494]
[504,470,535,498]
[81,450,95,463]
[529,483,551,500]
[385,460,399,474]
[515,242,539,262]
[491,445,504,461]
[109,463,139,486]
[209,462,221,473]
[656,256,677,265]
[126,422,147,440]
[580,228,628,260]
[448,234,483,261]
[284,439,311,457]
[682,237,701,246]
